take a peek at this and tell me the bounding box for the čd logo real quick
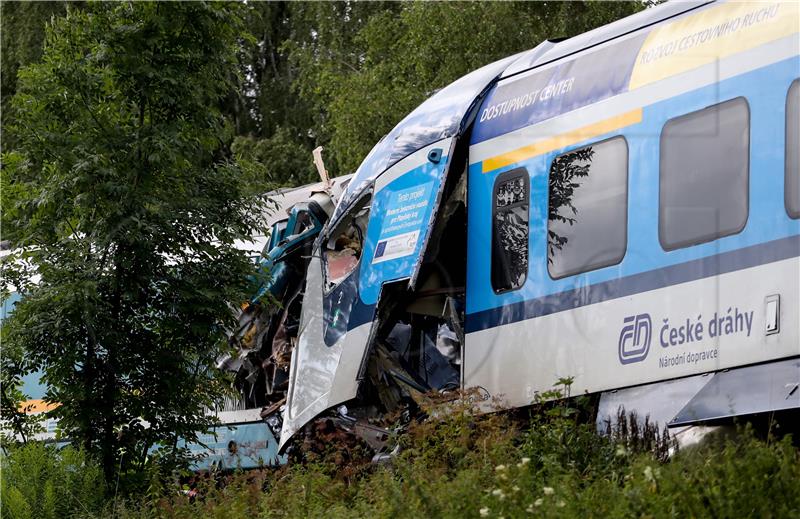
[618,314,652,364]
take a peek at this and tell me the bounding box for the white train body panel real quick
[464,257,800,407]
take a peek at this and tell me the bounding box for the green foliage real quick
[232,129,318,192]
[2,1,266,486]
[230,1,645,184]
[2,2,647,187]
[0,442,106,519]
[0,378,45,449]
[0,292,45,447]
[105,407,800,519]
[0,0,68,149]
[282,1,403,175]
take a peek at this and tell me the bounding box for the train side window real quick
[659,97,750,250]
[491,168,529,292]
[547,136,628,279]
[787,79,799,219]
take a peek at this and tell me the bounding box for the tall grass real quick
[0,443,106,519]
[120,402,798,518]
[3,404,798,518]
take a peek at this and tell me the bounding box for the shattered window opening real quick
[547,136,628,279]
[324,194,372,291]
[266,220,288,253]
[289,208,315,238]
[491,168,529,292]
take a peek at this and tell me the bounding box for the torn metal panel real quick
[277,41,514,450]
[359,139,455,306]
[596,373,712,436]
[223,198,327,409]
[278,254,373,450]
[280,137,468,450]
[221,176,352,432]
[182,409,286,471]
[250,197,329,304]
[670,358,800,426]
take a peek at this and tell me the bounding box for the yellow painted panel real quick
[482,109,642,173]
[630,1,799,90]
[19,399,60,414]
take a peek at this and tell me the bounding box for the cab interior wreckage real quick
[224,139,472,458]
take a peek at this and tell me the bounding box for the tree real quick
[233,129,318,194]
[226,1,395,187]
[225,1,646,187]
[284,0,401,176]
[0,1,68,150]
[1,2,265,487]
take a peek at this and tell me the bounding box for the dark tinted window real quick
[547,137,628,279]
[787,80,799,218]
[491,169,529,292]
[659,97,750,250]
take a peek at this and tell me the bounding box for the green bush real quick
[106,402,800,519]
[0,442,106,519]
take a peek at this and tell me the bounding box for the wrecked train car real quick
[221,174,355,455]
[249,0,800,453]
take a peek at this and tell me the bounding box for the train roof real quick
[500,1,711,79]
[331,52,521,223]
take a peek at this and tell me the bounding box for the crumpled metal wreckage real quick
[217,21,518,457]
[221,167,469,459]
[222,184,344,412]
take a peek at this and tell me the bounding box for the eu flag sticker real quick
[372,230,420,264]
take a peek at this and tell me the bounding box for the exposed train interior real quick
[327,139,473,445]
[222,142,471,444]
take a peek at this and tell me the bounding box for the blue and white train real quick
[276,0,800,450]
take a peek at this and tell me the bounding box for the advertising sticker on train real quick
[372,182,434,264]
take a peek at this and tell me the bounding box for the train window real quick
[547,137,628,279]
[659,97,750,250]
[787,80,799,219]
[323,193,371,291]
[491,168,529,292]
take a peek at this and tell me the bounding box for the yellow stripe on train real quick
[19,399,60,414]
[481,108,642,173]
[629,1,799,91]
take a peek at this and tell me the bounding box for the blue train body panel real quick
[183,419,285,471]
[467,56,800,324]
